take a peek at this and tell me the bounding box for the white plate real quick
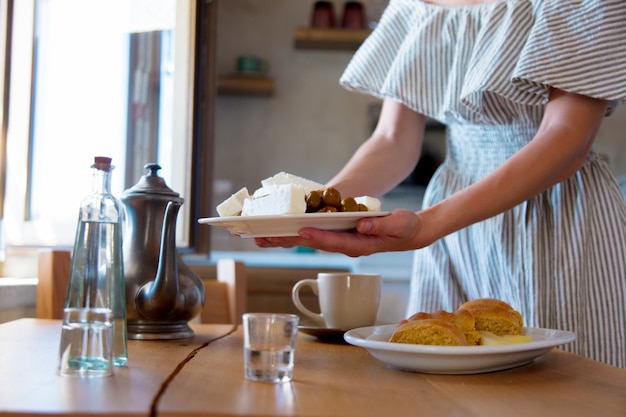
[198,211,390,238]
[344,324,576,374]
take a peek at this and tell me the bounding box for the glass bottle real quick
[64,156,128,366]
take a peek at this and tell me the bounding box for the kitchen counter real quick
[187,249,414,282]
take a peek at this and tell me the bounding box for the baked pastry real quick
[440,309,482,346]
[390,298,526,346]
[390,318,468,346]
[406,309,481,346]
[458,297,517,311]
[458,298,524,336]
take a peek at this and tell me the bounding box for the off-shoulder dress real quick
[339,0,626,368]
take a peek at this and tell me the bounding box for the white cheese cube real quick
[216,187,250,217]
[241,184,306,216]
[252,184,286,198]
[355,196,382,212]
[260,172,324,194]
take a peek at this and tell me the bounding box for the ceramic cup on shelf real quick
[292,272,382,330]
[311,1,335,28]
[236,55,269,75]
[341,1,366,29]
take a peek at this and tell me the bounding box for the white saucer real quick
[298,324,346,341]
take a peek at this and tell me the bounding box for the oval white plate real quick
[198,211,390,238]
[344,324,576,374]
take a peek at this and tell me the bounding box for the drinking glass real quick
[57,307,114,377]
[243,313,299,383]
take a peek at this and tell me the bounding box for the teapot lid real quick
[123,163,181,198]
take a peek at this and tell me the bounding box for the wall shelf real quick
[217,74,275,96]
[293,27,371,51]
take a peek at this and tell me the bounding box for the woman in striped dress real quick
[256,0,626,368]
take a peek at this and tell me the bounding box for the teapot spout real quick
[135,201,182,320]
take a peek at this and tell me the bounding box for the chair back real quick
[36,249,247,324]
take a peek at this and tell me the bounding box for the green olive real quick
[319,205,338,213]
[322,187,342,208]
[341,197,359,212]
[306,190,323,212]
[358,203,368,211]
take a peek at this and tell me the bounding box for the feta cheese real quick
[216,187,250,217]
[252,184,288,198]
[241,184,306,216]
[355,196,382,212]
[260,171,324,194]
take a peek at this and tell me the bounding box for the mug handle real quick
[291,279,324,326]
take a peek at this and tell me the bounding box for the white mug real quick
[291,273,382,330]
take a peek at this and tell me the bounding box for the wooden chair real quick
[36,249,247,325]
[199,259,246,324]
[36,249,71,320]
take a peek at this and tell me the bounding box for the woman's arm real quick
[325,98,427,197]
[418,88,609,244]
[257,88,609,256]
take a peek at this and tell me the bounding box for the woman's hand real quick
[254,99,430,257]
[254,209,430,257]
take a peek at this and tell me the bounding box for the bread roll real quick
[390,318,468,346]
[390,298,526,345]
[412,309,481,346]
[458,298,524,336]
[440,309,482,346]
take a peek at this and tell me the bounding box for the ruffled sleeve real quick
[340,0,626,124]
[511,0,626,105]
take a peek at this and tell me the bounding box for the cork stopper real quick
[93,156,113,171]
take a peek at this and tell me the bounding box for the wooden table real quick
[1,318,625,417]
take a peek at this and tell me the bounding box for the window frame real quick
[188,0,217,255]
[0,0,216,265]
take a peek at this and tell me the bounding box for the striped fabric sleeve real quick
[512,0,626,103]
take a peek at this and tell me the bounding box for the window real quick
[0,0,216,267]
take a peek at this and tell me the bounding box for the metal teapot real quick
[121,163,204,340]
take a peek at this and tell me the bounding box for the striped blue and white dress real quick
[340,0,626,368]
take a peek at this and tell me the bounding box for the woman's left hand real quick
[254,209,427,257]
